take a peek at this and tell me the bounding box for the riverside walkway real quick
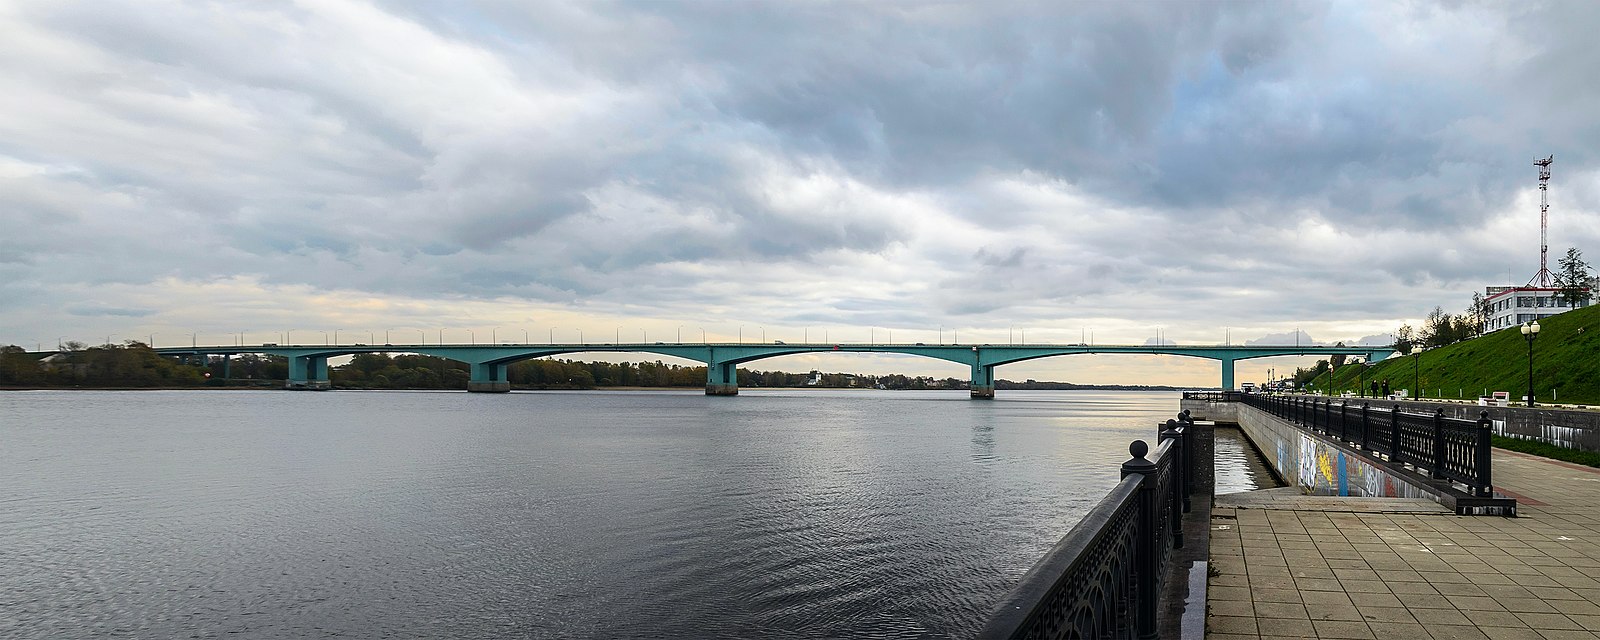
[1207,449,1600,639]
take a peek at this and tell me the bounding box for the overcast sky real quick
[3,1,1598,386]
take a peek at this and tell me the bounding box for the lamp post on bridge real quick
[1521,320,1541,407]
[700,327,706,344]
[523,329,529,344]
[677,326,683,344]
[319,331,328,346]
[468,329,475,345]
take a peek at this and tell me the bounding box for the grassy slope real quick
[1308,302,1600,404]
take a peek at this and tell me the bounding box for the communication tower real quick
[1527,155,1554,287]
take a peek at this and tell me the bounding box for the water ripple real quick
[0,389,1176,638]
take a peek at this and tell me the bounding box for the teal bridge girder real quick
[146,342,1395,397]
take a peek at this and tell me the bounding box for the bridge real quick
[141,342,1394,397]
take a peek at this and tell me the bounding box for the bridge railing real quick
[980,416,1198,639]
[1242,395,1493,496]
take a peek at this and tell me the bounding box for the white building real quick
[1482,285,1591,332]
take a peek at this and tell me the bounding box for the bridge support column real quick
[468,362,511,393]
[222,354,230,381]
[286,355,331,391]
[706,361,738,396]
[1221,358,1236,391]
[970,363,995,399]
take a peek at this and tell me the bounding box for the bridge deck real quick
[1207,449,1600,639]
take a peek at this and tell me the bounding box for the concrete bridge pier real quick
[970,363,995,399]
[286,355,331,390]
[706,361,738,396]
[468,362,510,393]
[1220,357,1236,391]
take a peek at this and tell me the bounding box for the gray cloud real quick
[2,1,1599,386]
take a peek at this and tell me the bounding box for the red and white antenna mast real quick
[1527,155,1554,287]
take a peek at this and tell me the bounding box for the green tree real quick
[1468,292,1491,336]
[1556,247,1593,308]
[1395,324,1420,355]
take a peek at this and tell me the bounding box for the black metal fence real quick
[980,416,1200,639]
[1237,394,1494,496]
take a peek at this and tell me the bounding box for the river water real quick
[1,389,1188,638]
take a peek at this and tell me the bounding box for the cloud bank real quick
[2,1,1598,385]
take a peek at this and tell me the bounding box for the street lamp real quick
[1521,320,1541,407]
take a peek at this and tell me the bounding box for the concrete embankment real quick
[1183,398,1514,515]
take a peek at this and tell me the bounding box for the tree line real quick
[1,343,967,390]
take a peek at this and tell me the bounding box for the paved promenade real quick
[1208,449,1600,639]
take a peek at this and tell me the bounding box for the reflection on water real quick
[1213,426,1284,494]
[0,389,1181,639]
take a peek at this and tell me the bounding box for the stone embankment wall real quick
[1180,398,1449,508]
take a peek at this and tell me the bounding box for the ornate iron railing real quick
[981,417,1198,639]
[1240,395,1493,496]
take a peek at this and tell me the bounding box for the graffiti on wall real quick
[1247,416,1430,500]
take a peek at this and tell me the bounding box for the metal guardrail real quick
[1237,394,1493,496]
[981,416,1198,639]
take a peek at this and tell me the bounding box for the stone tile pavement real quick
[1207,449,1600,639]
